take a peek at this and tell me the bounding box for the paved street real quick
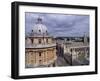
[56,56,70,66]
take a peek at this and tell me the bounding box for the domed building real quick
[25,17,57,68]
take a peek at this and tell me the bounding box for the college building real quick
[25,18,57,68]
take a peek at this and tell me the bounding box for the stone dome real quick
[33,24,47,34]
[32,17,48,35]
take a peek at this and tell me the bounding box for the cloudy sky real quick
[25,12,89,37]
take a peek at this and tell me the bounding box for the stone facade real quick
[25,18,57,68]
[25,47,56,67]
[63,36,89,65]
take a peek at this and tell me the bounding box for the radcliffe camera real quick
[25,13,89,68]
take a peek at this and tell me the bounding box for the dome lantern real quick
[32,17,48,35]
[37,17,42,24]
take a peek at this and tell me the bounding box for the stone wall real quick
[25,47,56,68]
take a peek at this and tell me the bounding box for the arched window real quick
[31,39,34,43]
[39,52,41,56]
[39,39,41,44]
[46,38,48,43]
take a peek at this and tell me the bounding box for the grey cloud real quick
[25,12,89,37]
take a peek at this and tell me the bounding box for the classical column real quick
[43,51,45,64]
[45,50,48,64]
[34,52,36,64]
[35,52,39,66]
